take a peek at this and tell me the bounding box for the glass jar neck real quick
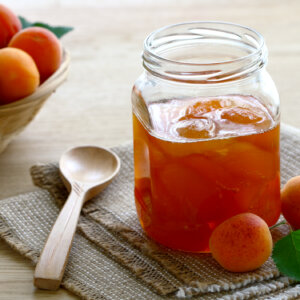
[142,22,267,84]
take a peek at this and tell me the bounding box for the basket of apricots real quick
[0,4,71,154]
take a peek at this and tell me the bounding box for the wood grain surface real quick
[0,0,300,299]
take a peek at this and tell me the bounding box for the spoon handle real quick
[34,184,86,290]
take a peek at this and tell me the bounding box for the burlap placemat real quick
[1,124,300,299]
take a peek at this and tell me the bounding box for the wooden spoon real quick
[34,145,121,290]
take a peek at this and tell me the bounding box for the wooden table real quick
[0,0,299,298]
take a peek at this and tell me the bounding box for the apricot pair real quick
[0,4,62,104]
[211,176,300,273]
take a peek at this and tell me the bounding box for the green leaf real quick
[19,16,32,28]
[272,230,300,281]
[18,16,73,39]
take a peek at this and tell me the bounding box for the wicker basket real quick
[0,50,70,154]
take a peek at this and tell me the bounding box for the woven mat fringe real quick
[0,209,98,300]
[0,217,39,263]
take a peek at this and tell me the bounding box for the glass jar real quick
[132,22,280,252]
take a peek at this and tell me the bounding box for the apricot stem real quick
[269,221,288,231]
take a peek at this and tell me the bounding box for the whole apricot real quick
[9,27,62,82]
[0,48,40,104]
[281,176,300,230]
[0,4,21,48]
[209,213,272,272]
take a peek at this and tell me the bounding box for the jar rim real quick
[144,21,265,66]
[142,21,267,83]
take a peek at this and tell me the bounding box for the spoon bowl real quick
[34,145,120,290]
[60,146,120,198]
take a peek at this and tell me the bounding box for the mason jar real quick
[132,22,280,252]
